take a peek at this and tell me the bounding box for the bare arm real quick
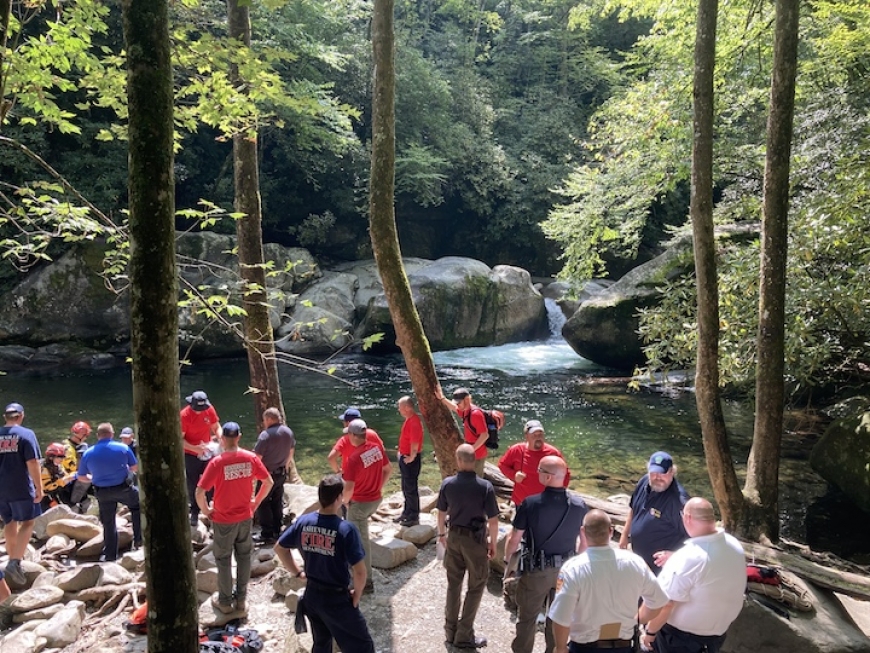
[437,510,448,542]
[327,446,341,473]
[274,543,303,577]
[342,480,356,505]
[195,487,211,516]
[284,447,296,471]
[486,515,498,559]
[350,559,367,608]
[641,601,673,650]
[27,458,44,502]
[553,622,571,653]
[503,527,524,563]
[381,460,393,486]
[618,508,633,548]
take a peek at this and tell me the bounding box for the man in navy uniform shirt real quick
[618,451,689,573]
[78,423,141,561]
[275,474,375,653]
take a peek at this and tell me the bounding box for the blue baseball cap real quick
[4,403,24,415]
[339,407,362,421]
[222,422,241,437]
[648,451,674,474]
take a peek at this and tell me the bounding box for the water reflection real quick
[0,341,833,548]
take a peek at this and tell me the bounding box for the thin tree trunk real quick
[0,0,11,127]
[744,0,800,541]
[370,0,462,477]
[226,0,286,437]
[121,0,199,651]
[690,0,743,530]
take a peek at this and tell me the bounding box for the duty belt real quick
[521,549,574,572]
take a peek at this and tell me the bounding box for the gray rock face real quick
[810,411,870,514]
[351,257,548,351]
[0,236,550,368]
[562,237,694,370]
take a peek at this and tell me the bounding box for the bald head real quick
[683,497,717,536]
[582,510,613,546]
[538,455,567,488]
[456,443,476,470]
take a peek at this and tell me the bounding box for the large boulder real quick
[810,411,870,514]
[562,237,694,370]
[352,257,548,351]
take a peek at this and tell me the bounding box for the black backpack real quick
[464,407,504,450]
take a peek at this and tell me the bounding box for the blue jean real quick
[95,482,141,561]
[304,582,375,653]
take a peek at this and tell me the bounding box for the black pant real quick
[96,482,141,561]
[653,624,727,653]
[568,644,632,653]
[303,582,375,653]
[398,455,421,522]
[185,454,208,519]
[256,470,287,538]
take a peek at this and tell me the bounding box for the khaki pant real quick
[347,498,381,582]
[212,518,253,605]
[444,528,489,644]
[512,566,559,653]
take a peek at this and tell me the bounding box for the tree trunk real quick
[225,0,286,440]
[744,0,800,540]
[0,0,10,127]
[369,0,462,477]
[690,0,744,530]
[121,0,199,651]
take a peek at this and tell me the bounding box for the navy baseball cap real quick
[186,390,211,411]
[222,422,241,437]
[4,402,24,415]
[648,451,674,474]
[339,407,362,421]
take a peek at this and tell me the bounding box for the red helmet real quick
[70,421,91,437]
[45,442,67,458]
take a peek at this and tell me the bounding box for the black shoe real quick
[453,636,487,649]
[399,519,420,527]
[253,534,277,545]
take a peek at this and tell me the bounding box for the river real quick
[2,305,861,560]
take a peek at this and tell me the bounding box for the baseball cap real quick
[4,402,24,416]
[648,451,674,474]
[120,427,134,439]
[452,388,470,401]
[339,407,362,421]
[222,421,241,437]
[344,419,367,436]
[186,390,211,411]
[524,419,544,434]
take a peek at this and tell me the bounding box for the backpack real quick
[464,407,505,450]
[201,624,264,653]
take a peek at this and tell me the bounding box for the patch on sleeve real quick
[555,573,564,594]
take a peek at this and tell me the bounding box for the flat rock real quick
[12,602,65,624]
[251,557,277,577]
[55,564,103,592]
[273,568,306,596]
[0,620,43,652]
[120,548,145,572]
[46,518,102,543]
[371,536,418,569]
[34,601,86,648]
[284,589,303,612]
[45,533,73,554]
[99,562,133,586]
[285,484,320,519]
[33,504,77,541]
[196,569,219,594]
[400,524,436,546]
[7,585,65,614]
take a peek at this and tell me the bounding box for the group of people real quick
[1,387,748,653]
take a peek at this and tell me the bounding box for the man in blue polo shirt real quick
[0,402,43,586]
[618,451,689,574]
[78,422,142,561]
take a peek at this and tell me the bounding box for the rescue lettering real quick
[223,461,252,481]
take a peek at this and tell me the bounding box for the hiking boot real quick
[234,598,247,614]
[453,635,488,649]
[399,519,419,527]
[190,514,199,528]
[4,559,26,585]
[211,596,234,614]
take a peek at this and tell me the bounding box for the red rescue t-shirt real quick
[198,449,269,524]
[343,440,389,502]
[333,429,384,472]
[498,443,569,505]
[180,405,220,447]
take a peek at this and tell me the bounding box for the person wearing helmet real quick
[40,443,76,509]
[62,421,94,513]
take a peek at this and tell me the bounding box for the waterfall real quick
[544,297,567,341]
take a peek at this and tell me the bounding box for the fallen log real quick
[70,581,147,605]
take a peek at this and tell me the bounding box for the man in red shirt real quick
[328,407,384,474]
[342,419,392,593]
[396,396,424,527]
[498,419,569,505]
[438,387,490,477]
[181,390,221,527]
[196,421,272,616]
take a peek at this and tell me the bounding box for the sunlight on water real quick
[433,341,601,375]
